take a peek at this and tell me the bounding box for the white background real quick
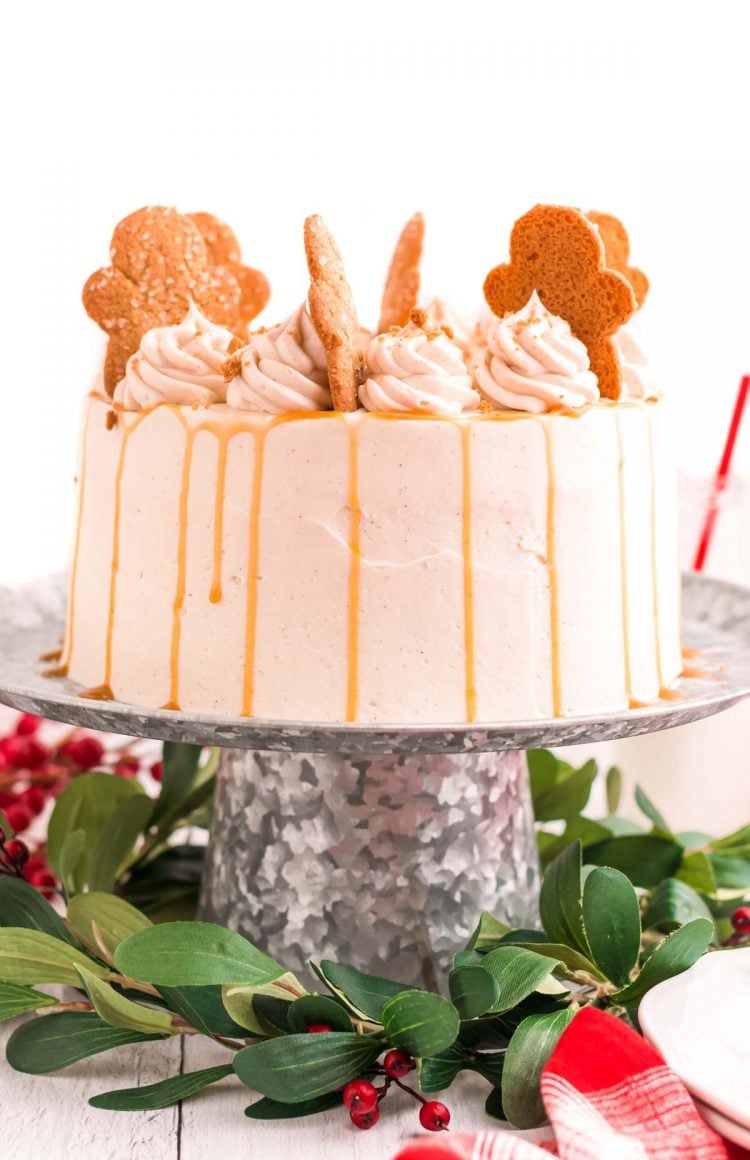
[1,0,748,581]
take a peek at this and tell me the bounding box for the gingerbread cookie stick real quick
[378,212,425,333]
[304,215,362,412]
[188,211,271,331]
[83,206,242,395]
[483,204,636,399]
[587,211,649,308]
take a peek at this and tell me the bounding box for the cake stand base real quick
[199,747,538,985]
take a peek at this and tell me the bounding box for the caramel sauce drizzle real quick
[161,421,196,712]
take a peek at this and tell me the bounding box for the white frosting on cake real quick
[63,396,682,722]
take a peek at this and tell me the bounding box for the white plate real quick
[639,947,750,1129]
[695,1099,750,1150]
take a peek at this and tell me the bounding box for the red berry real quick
[27,868,57,899]
[150,760,163,782]
[0,752,9,774]
[22,854,48,880]
[58,736,104,770]
[306,1022,333,1034]
[350,1106,379,1130]
[3,838,29,866]
[419,1101,450,1132]
[731,906,750,932]
[0,790,18,809]
[0,736,48,771]
[3,803,33,833]
[383,1048,414,1078]
[15,714,42,737]
[114,756,140,777]
[20,786,46,816]
[342,1080,378,1112]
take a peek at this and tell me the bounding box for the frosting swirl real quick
[114,302,234,410]
[360,313,480,415]
[226,302,331,413]
[615,321,655,400]
[471,291,599,414]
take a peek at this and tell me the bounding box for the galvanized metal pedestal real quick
[1,574,750,983]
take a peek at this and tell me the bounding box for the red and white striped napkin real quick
[392,1007,747,1160]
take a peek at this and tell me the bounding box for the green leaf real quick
[501,1009,575,1128]
[158,985,249,1039]
[75,966,176,1035]
[539,841,590,955]
[150,742,202,824]
[479,947,561,1014]
[496,937,605,983]
[606,766,622,813]
[709,853,750,889]
[418,1043,470,1092]
[0,876,78,945]
[6,1011,166,1074]
[66,893,152,961]
[58,830,87,895]
[485,1085,505,1121]
[0,983,58,1022]
[676,851,717,894]
[245,1093,342,1119]
[614,917,714,1005]
[287,995,352,1034]
[0,811,12,839]
[114,921,284,986]
[449,965,499,1020]
[381,990,459,1058]
[643,879,714,932]
[222,975,305,1036]
[538,818,613,869]
[234,1033,382,1102]
[711,823,750,853]
[90,1064,233,1110]
[582,867,641,987]
[312,960,412,1021]
[47,773,146,892]
[585,835,682,888]
[528,752,598,822]
[473,1050,506,1086]
[0,928,107,985]
[89,794,154,893]
[634,785,672,834]
[465,911,511,953]
[601,815,646,837]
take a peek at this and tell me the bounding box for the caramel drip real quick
[40,647,62,663]
[61,403,93,669]
[345,423,361,722]
[659,686,685,701]
[682,647,703,660]
[543,423,562,716]
[163,424,196,713]
[80,683,114,701]
[240,426,268,718]
[460,424,477,722]
[681,665,721,680]
[210,431,230,604]
[615,414,633,702]
[647,407,664,688]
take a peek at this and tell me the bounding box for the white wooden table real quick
[1,1021,549,1159]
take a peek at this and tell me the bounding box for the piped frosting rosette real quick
[361,311,480,415]
[226,302,332,413]
[114,301,235,410]
[472,291,600,414]
[614,321,656,400]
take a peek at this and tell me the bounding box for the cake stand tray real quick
[1,572,749,983]
[0,573,749,753]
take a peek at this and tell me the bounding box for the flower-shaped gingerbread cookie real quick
[82,206,242,395]
[304,214,362,412]
[587,210,649,308]
[483,204,637,399]
[187,212,271,332]
[378,212,425,333]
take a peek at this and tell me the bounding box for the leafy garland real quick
[0,743,748,1132]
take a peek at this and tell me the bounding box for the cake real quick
[56,204,682,723]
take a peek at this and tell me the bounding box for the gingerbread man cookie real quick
[187,212,271,331]
[483,204,637,399]
[82,206,242,395]
[587,210,649,308]
[304,215,362,412]
[378,212,425,333]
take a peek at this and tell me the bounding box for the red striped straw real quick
[692,374,750,572]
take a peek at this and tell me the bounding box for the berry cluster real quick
[0,712,160,898]
[308,1025,450,1133]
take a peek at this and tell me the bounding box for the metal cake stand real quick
[1,572,750,984]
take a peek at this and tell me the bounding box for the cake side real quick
[62,396,681,723]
